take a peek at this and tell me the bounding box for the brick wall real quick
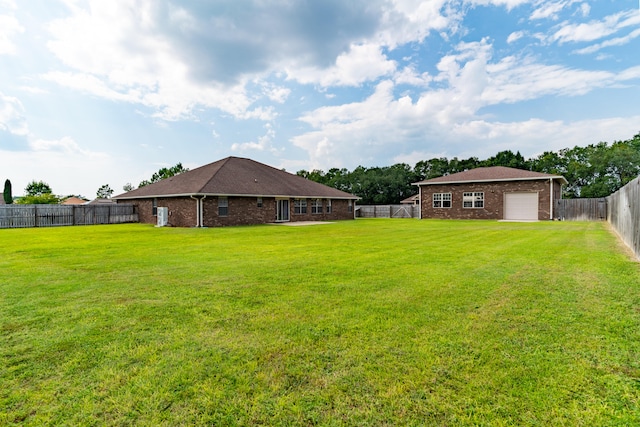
[419,180,559,220]
[288,198,354,223]
[119,196,355,227]
[120,197,198,227]
[203,197,354,226]
[203,197,274,227]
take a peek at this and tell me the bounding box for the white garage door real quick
[504,192,539,220]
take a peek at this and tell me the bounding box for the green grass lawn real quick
[1,219,639,426]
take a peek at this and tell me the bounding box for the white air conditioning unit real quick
[157,207,168,227]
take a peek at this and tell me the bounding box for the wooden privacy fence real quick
[356,205,420,218]
[607,176,640,261]
[555,198,607,221]
[0,204,138,229]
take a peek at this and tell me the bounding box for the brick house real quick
[400,194,420,205]
[113,157,359,227]
[413,166,567,221]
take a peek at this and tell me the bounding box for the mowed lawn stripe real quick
[0,220,639,425]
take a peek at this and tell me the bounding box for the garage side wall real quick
[419,180,553,220]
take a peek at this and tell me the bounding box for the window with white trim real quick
[311,199,322,214]
[294,198,307,214]
[218,197,228,216]
[325,199,332,213]
[257,197,263,208]
[348,200,353,212]
[152,198,158,216]
[433,193,451,208]
[463,192,484,208]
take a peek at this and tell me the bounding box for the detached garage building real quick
[414,166,567,221]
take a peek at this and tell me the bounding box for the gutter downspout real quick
[199,195,206,227]
[190,195,200,227]
[190,195,207,227]
[549,178,554,220]
[419,186,422,219]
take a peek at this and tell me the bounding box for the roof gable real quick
[114,157,358,200]
[414,166,568,186]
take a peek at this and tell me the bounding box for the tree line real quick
[296,133,640,204]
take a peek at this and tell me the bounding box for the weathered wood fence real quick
[607,176,640,260]
[0,204,138,229]
[356,205,420,218]
[555,198,607,221]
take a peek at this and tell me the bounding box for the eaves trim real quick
[413,176,568,186]
[114,192,360,200]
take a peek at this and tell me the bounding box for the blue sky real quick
[1,0,639,198]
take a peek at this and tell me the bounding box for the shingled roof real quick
[414,166,567,186]
[114,157,358,200]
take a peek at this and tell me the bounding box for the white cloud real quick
[377,0,452,47]
[445,116,640,159]
[237,107,278,122]
[231,123,279,153]
[0,12,23,55]
[293,81,400,168]
[0,146,118,198]
[290,43,397,87]
[42,0,459,106]
[44,0,461,120]
[0,130,114,199]
[30,136,106,157]
[294,85,640,169]
[465,0,530,12]
[41,72,141,103]
[530,1,580,21]
[551,10,640,44]
[392,150,448,166]
[483,57,618,102]
[507,31,525,43]
[574,28,640,55]
[261,83,291,104]
[578,3,590,17]
[0,93,28,136]
[394,65,432,87]
[43,1,262,121]
[0,0,17,9]
[616,65,640,82]
[291,35,640,169]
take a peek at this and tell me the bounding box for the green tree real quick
[123,183,135,192]
[530,151,566,175]
[25,180,53,196]
[414,157,450,181]
[17,194,60,204]
[139,163,189,187]
[325,168,352,193]
[482,150,529,169]
[602,138,640,188]
[3,179,12,204]
[17,180,58,204]
[96,184,114,199]
[448,157,480,174]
